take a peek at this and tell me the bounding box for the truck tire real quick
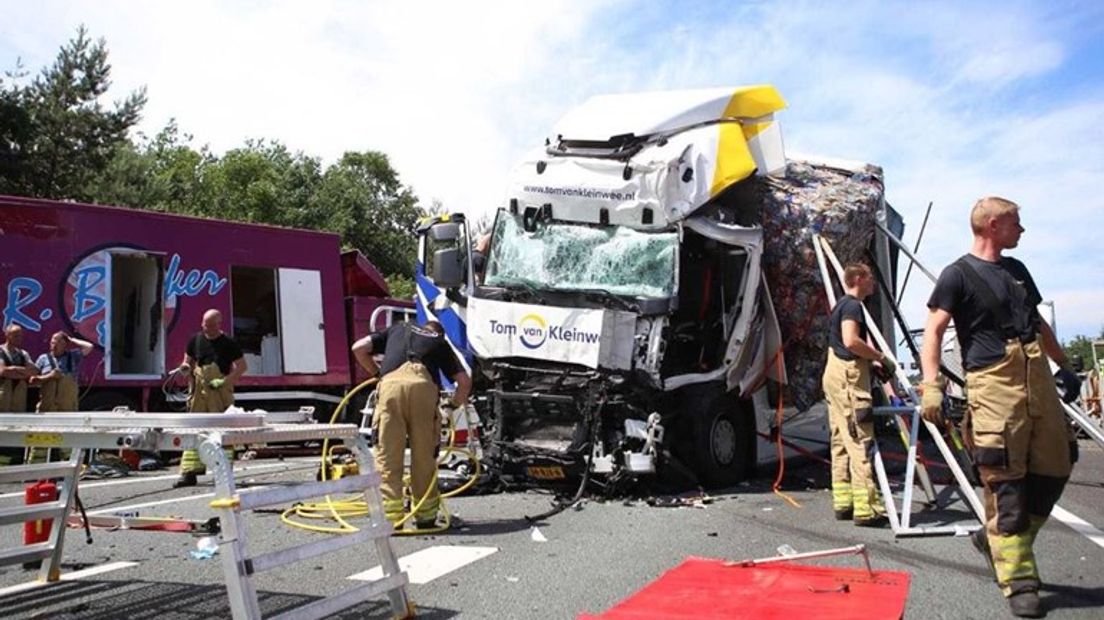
[689,387,756,489]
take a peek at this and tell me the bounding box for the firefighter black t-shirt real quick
[187,333,244,375]
[828,295,867,361]
[927,254,1043,371]
[370,323,462,386]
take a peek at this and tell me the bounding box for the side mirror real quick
[430,222,461,242]
[431,247,463,288]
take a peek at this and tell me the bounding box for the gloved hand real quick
[920,380,945,425]
[1054,366,1082,404]
[208,377,226,390]
[875,356,897,382]
[176,363,191,375]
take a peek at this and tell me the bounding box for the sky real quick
[2,0,1103,351]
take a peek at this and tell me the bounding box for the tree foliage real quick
[0,26,146,200]
[1064,328,1104,372]
[3,27,428,285]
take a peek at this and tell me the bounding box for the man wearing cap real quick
[0,324,36,413]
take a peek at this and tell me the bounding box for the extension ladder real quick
[0,411,411,619]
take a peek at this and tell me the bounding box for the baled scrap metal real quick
[755,161,886,411]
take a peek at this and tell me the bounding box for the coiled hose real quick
[280,378,481,536]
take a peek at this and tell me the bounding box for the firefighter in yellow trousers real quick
[174,309,246,488]
[822,262,891,527]
[26,332,94,462]
[922,197,1078,619]
[352,321,470,530]
[1,324,37,414]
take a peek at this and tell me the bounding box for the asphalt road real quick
[1,438,1102,619]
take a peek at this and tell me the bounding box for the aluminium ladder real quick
[0,410,411,620]
[814,234,985,536]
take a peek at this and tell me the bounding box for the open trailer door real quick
[105,251,166,379]
[277,268,326,373]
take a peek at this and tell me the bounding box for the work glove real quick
[208,377,226,390]
[875,356,897,382]
[1054,366,1082,404]
[919,380,945,426]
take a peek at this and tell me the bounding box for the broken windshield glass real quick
[485,210,677,298]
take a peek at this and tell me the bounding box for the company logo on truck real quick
[489,315,600,350]
[2,246,226,345]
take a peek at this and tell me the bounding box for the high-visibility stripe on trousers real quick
[967,339,1071,596]
[822,350,884,520]
[28,375,79,463]
[373,362,440,526]
[180,363,235,475]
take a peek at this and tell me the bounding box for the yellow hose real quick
[280,377,481,535]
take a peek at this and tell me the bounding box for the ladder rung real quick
[0,501,68,526]
[0,462,78,484]
[235,472,381,511]
[0,542,54,567]
[246,522,390,575]
[267,573,409,620]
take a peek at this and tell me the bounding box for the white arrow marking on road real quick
[349,545,498,584]
[1050,505,1104,550]
[0,561,139,597]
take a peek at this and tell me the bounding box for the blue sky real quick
[2,0,1102,348]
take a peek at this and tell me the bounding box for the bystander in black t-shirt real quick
[828,295,867,361]
[927,254,1043,371]
[370,323,463,386]
[187,333,244,375]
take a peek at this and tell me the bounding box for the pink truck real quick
[0,194,412,416]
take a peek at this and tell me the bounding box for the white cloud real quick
[2,0,1101,339]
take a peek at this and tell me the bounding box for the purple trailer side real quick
[0,194,405,412]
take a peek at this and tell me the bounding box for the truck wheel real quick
[690,390,756,489]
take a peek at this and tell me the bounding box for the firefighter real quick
[30,332,94,412]
[352,321,470,529]
[26,332,94,463]
[173,309,247,488]
[0,324,36,413]
[921,196,1079,618]
[822,262,891,527]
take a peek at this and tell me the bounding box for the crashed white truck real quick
[417,86,902,491]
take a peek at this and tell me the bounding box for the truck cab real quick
[417,86,890,490]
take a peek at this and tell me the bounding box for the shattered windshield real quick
[485,210,677,298]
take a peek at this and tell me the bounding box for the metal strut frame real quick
[815,235,984,537]
[0,411,411,620]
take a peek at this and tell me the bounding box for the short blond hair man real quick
[921,197,1077,618]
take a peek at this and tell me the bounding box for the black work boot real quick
[173,472,198,488]
[971,528,996,581]
[1007,580,1044,618]
[854,514,888,528]
[834,508,853,521]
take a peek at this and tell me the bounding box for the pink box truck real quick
[0,194,412,417]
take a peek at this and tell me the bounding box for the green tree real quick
[314,151,423,278]
[1064,328,1104,371]
[0,26,146,200]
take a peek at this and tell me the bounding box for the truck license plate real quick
[526,466,566,480]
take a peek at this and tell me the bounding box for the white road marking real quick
[349,545,498,585]
[1051,505,1104,550]
[0,561,138,597]
[0,460,308,500]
